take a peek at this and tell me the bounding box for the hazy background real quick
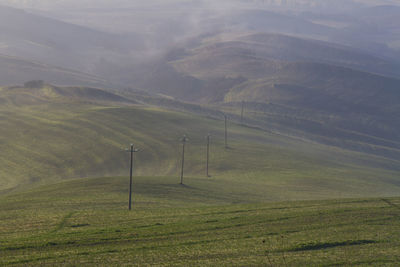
[1,0,400,84]
[1,0,400,195]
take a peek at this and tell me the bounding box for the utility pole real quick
[240,101,244,124]
[224,114,228,149]
[126,144,139,210]
[206,134,210,177]
[180,135,188,184]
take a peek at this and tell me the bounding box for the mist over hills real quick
[1,2,400,265]
[129,31,400,159]
[2,0,399,11]
[0,54,110,87]
[0,4,145,82]
[0,1,400,188]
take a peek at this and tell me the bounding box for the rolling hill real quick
[300,4,400,59]
[0,84,399,200]
[0,4,143,86]
[0,2,399,265]
[133,32,400,160]
[0,54,111,87]
[0,83,399,264]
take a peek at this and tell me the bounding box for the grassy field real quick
[0,85,399,265]
[0,177,399,266]
[0,85,399,200]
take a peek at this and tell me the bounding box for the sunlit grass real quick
[0,179,399,266]
[0,86,399,265]
[1,98,399,199]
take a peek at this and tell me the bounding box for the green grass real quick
[0,177,399,266]
[0,85,399,201]
[1,85,400,265]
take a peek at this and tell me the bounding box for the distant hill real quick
[171,32,400,78]
[0,4,399,179]
[220,9,334,38]
[1,3,399,89]
[355,5,400,25]
[0,83,133,106]
[300,5,400,59]
[135,32,400,159]
[0,54,110,87]
[0,4,142,83]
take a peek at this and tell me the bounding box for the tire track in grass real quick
[52,212,75,233]
[381,198,400,210]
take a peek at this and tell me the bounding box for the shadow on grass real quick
[70,223,90,228]
[178,183,196,189]
[286,240,377,252]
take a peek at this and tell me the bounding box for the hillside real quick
[134,32,400,160]
[1,3,400,265]
[0,83,133,106]
[200,33,399,77]
[0,54,110,87]
[2,3,400,90]
[0,4,142,86]
[0,84,399,265]
[0,177,399,265]
[0,84,399,200]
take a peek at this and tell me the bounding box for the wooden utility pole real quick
[180,135,188,184]
[240,101,244,124]
[224,114,228,149]
[126,144,139,210]
[206,134,210,177]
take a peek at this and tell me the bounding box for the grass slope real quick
[0,84,399,200]
[0,84,399,265]
[0,177,399,266]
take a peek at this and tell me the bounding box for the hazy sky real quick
[1,0,399,11]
